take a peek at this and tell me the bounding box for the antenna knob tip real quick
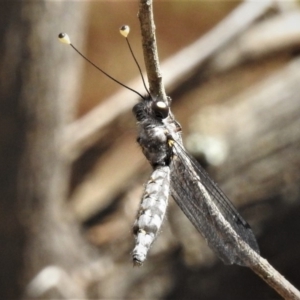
[119,25,130,38]
[58,33,71,45]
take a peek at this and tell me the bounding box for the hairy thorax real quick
[137,125,171,167]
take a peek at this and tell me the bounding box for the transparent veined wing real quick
[170,141,259,266]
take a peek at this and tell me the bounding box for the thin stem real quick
[138,0,167,102]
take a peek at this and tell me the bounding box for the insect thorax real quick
[133,98,173,167]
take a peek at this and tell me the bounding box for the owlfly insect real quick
[58,25,259,267]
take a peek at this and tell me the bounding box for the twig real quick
[138,0,167,102]
[137,0,300,299]
[250,257,300,300]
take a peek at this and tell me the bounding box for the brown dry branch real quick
[138,0,167,101]
[0,1,102,299]
[251,255,300,300]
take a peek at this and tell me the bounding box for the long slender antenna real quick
[119,25,151,97]
[58,33,145,100]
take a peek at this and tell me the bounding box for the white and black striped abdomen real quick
[132,166,170,265]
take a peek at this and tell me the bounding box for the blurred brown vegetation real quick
[1,1,300,299]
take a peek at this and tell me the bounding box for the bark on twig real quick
[251,257,300,300]
[0,2,95,299]
[138,0,167,102]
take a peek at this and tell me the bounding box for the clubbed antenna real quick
[119,25,151,97]
[58,32,145,100]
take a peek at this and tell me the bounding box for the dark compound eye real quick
[153,101,169,119]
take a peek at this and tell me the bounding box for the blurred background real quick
[1,1,300,299]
